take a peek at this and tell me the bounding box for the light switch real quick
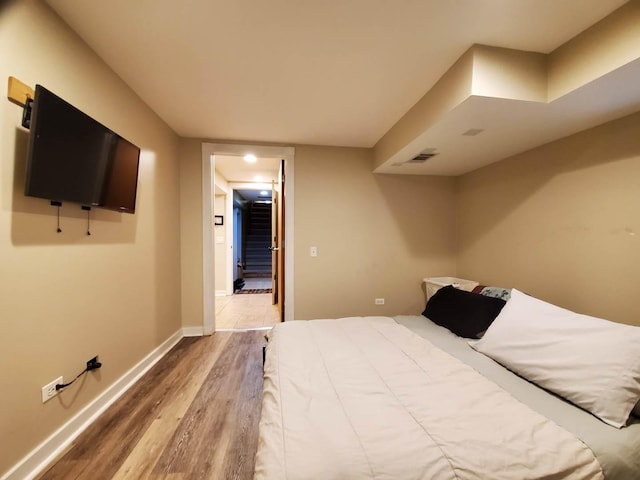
[310,246,317,257]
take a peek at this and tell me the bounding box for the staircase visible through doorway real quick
[244,201,271,278]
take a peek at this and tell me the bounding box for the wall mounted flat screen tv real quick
[25,85,140,214]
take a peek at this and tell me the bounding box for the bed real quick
[254,288,640,480]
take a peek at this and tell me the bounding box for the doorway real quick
[234,188,273,289]
[202,144,294,332]
[216,183,278,330]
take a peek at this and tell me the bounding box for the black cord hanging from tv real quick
[51,200,62,233]
[82,205,91,236]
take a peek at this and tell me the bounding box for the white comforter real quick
[254,317,604,480]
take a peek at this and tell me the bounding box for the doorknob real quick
[268,246,279,251]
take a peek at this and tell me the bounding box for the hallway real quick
[215,278,280,330]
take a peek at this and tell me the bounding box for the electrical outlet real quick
[375,298,385,305]
[86,356,101,371]
[87,355,98,370]
[41,376,63,403]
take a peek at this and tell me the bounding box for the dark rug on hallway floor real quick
[235,288,272,294]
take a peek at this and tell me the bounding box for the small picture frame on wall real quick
[214,215,224,226]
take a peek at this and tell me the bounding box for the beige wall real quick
[456,111,640,326]
[294,145,457,319]
[548,0,640,101]
[178,138,204,329]
[470,45,547,102]
[214,194,227,292]
[177,143,458,323]
[214,171,230,293]
[0,1,181,475]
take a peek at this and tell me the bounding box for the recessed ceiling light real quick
[244,154,257,163]
[260,190,269,196]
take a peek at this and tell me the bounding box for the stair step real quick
[247,248,270,253]
[244,271,271,278]
[242,203,277,272]
[246,259,271,265]
[246,254,271,260]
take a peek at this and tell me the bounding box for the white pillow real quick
[470,289,640,428]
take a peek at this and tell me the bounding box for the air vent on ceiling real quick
[391,149,438,167]
[408,152,436,163]
[408,148,438,163]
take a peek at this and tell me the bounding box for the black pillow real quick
[422,285,506,338]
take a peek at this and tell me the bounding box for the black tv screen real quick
[25,85,140,213]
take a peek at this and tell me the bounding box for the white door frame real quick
[201,143,295,333]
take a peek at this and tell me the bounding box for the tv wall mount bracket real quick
[21,97,33,129]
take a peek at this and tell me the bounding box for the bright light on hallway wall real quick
[139,150,157,170]
[244,154,257,163]
[137,150,157,192]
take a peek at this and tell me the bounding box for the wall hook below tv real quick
[50,200,62,233]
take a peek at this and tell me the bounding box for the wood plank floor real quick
[37,330,266,480]
[215,294,280,330]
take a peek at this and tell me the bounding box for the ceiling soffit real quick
[374,1,640,176]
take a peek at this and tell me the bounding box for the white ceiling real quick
[214,154,280,185]
[45,0,635,176]
[213,154,279,200]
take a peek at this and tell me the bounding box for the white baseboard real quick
[216,326,272,332]
[182,326,205,337]
[215,290,227,297]
[1,328,189,480]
